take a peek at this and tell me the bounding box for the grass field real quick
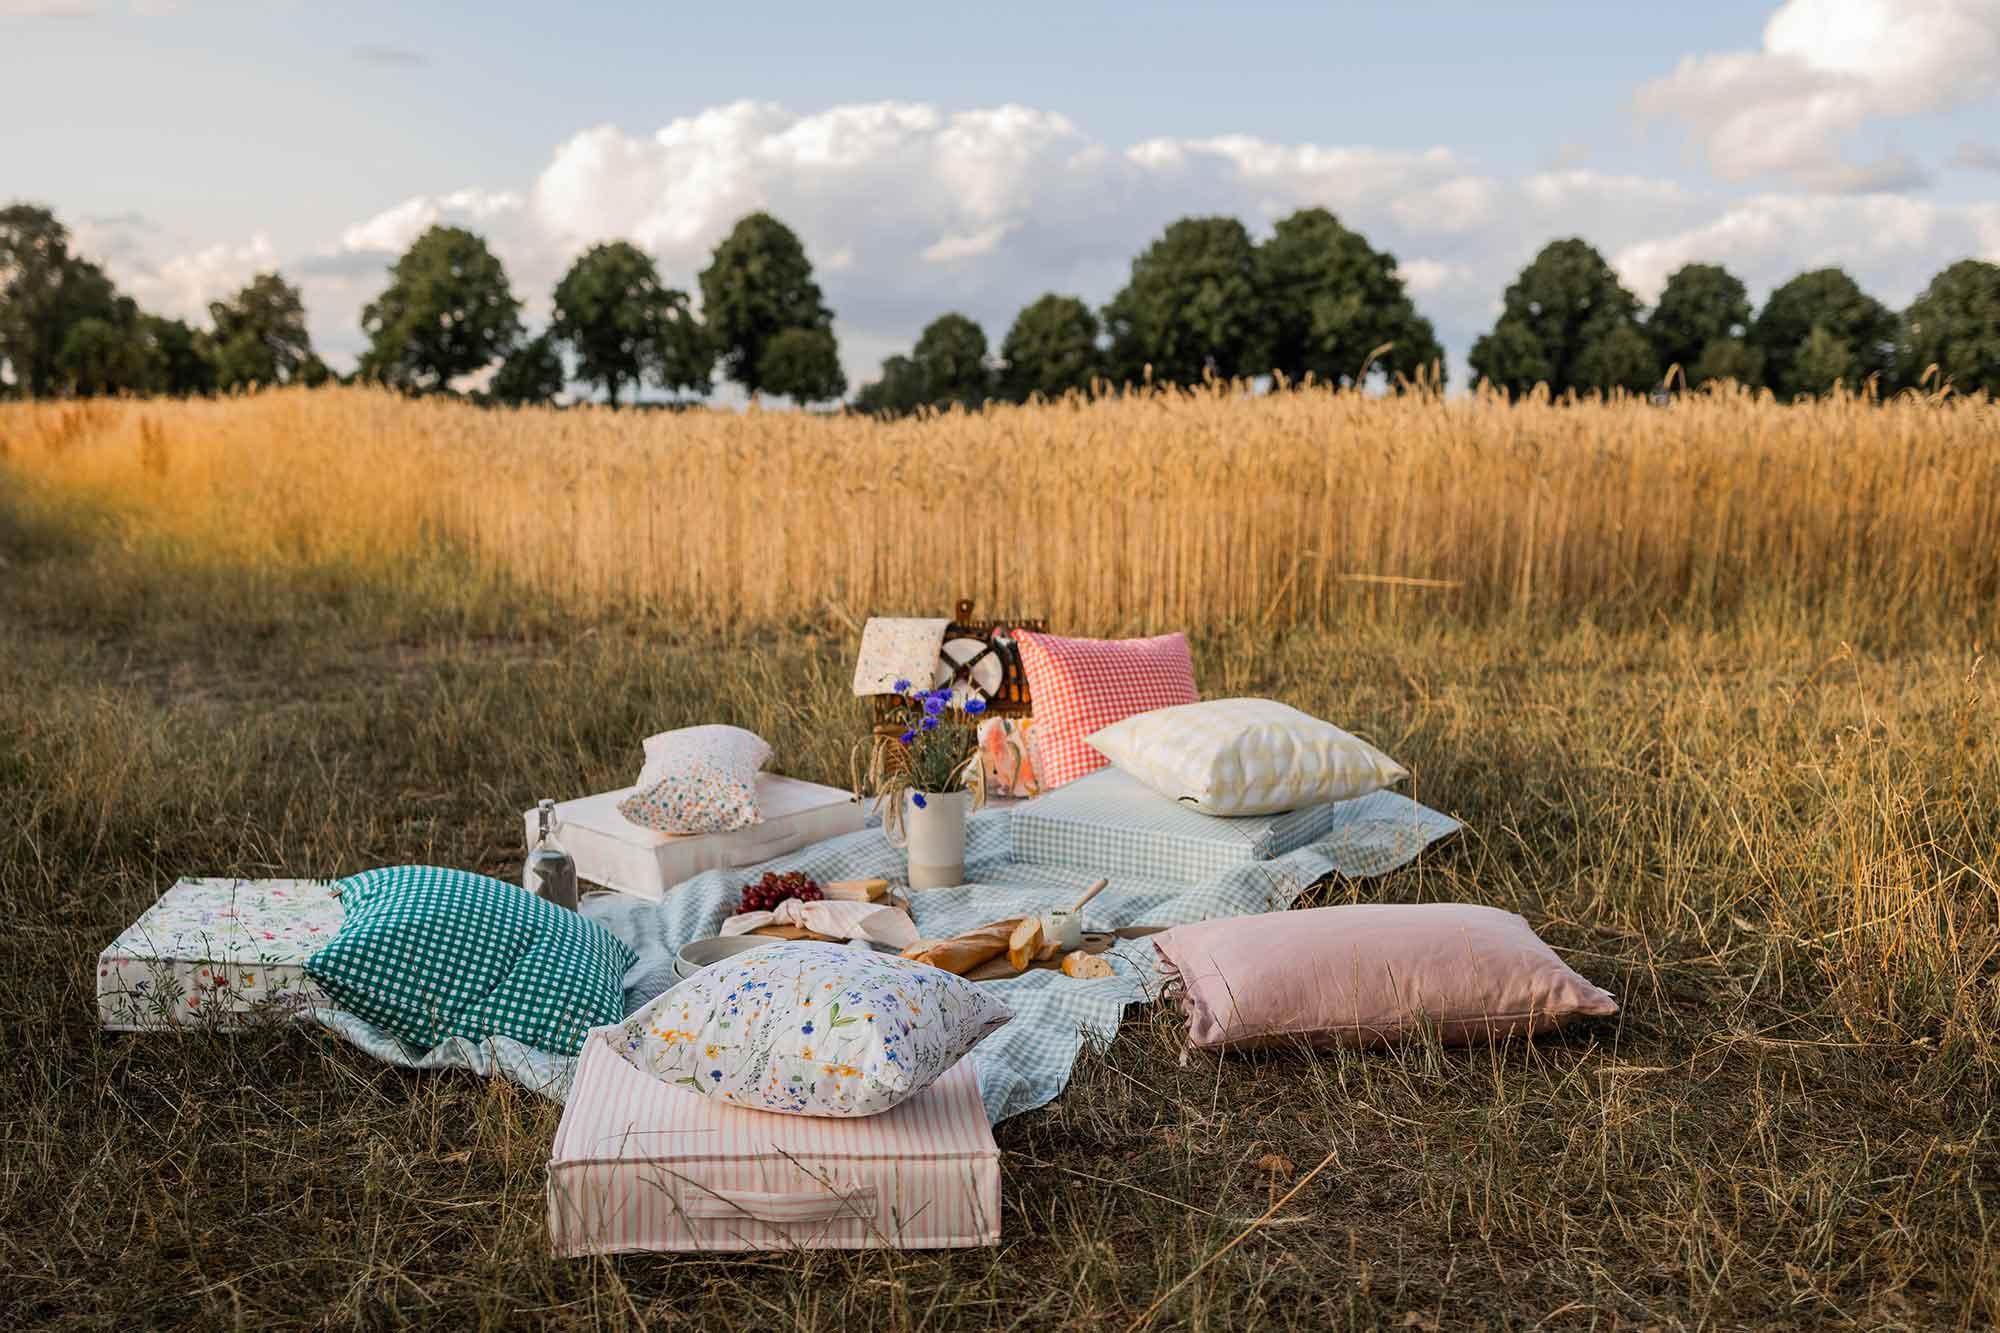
[2,389,1997,1329]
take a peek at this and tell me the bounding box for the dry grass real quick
[2,395,1998,1329]
[2,383,1997,638]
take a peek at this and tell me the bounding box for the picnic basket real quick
[867,599,1046,779]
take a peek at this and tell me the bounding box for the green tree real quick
[1468,239,1644,397]
[1574,324,1660,395]
[489,333,566,406]
[208,273,314,390]
[550,241,710,405]
[1790,326,1860,396]
[357,225,522,392]
[56,316,149,396]
[998,293,1100,402]
[1896,259,2000,395]
[853,354,928,416]
[1647,263,1753,384]
[1688,337,1765,390]
[1,203,131,397]
[910,312,991,408]
[698,213,837,396]
[1750,268,1895,400]
[755,326,845,405]
[1103,216,1265,385]
[138,315,215,396]
[1256,207,1443,387]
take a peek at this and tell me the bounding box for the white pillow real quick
[1086,697,1407,816]
[606,940,1011,1116]
[617,724,771,834]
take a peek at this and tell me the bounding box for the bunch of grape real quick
[739,870,823,914]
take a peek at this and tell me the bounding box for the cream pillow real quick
[1086,697,1406,816]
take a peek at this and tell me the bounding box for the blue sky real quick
[5,0,1998,392]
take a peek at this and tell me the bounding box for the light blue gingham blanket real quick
[312,792,1459,1123]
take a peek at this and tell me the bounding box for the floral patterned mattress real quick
[96,878,343,1030]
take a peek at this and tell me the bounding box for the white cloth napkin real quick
[719,897,920,949]
[851,617,950,697]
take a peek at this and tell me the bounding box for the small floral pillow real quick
[976,716,1042,798]
[616,725,771,835]
[608,940,1012,1117]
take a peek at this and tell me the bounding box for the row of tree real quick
[0,204,327,398]
[0,203,848,407]
[857,222,2000,412]
[356,212,845,406]
[5,197,1997,407]
[858,208,1442,413]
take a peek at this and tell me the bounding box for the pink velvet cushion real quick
[1012,630,1198,790]
[1154,903,1617,1051]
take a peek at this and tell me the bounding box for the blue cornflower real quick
[801,1020,813,1035]
[923,693,947,716]
[912,792,928,809]
[709,1069,722,1081]
[965,697,988,715]
[900,729,917,745]
[920,716,938,732]
[893,678,912,693]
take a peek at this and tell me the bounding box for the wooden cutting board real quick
[961,926,1167,981]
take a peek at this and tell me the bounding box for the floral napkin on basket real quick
[851,618,951,697]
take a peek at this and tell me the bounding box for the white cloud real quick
[70,97,2000,391]
[1612,194,2000,304]
[1953,142,2000,174]
[1635,0,2000,191]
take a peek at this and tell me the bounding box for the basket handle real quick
[678,1185,878,1224]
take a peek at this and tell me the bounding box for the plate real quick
[935,637,1005,708]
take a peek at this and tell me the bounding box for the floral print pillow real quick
[617,725,771,835]
[608,940,1012,1117]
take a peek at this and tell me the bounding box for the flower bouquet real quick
[877,680,986,889]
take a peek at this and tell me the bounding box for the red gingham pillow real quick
[1013,630,1198,790]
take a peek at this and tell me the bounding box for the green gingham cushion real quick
[305,865,635,1056]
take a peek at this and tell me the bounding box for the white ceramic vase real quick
[894,789,971,890]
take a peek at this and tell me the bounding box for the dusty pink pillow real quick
[1154,903,1617,1051]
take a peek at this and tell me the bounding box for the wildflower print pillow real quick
[617,724,771,835]
[608,940,1012,1117]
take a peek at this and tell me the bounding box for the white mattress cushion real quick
[530,774,865,903]
[548,1030,1000,1254]
[1009,766,1348,884]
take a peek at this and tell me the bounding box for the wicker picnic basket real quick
[867,599,1046,780]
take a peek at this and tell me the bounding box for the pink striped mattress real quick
[548,1032,1001,1254]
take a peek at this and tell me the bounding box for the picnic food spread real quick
[97,608,1615,1259]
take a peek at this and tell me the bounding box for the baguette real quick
[1061,950,1116,979]
[1006,918,1044,973]
[902,917,1028,976]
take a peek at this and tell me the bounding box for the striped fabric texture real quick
[1012,630,1198,790]
[1087,697,1408,816]
[550,1031,1001,1254]
[305,865,635,1056]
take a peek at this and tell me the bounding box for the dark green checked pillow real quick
[306,865,635,1056]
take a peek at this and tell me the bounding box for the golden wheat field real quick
[3,383,1997,636]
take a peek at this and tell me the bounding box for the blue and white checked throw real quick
[312,791,1460,1123]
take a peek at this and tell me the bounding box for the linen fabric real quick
[618,725,772,835]
[608,939,1011,1117]
[1153,903,1617,1051]
[1010,765,1356,884]
[550,1032,1001,1254]
[1088,697,1408,816]
[975,716,1043,799]
[1011,630,1198,790]
[304,865,635,1056]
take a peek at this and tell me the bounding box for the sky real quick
[4,0,1999,393]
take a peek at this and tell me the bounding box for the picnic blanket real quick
[310,792,1460,1123]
